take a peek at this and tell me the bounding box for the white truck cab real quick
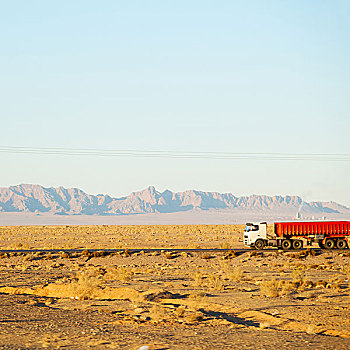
[243,222,268,248]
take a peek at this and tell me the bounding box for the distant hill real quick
[0,184,348,218]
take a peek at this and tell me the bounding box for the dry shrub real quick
[202,253,211,259]
[300,280,314,289]
[188,291,207,300]
[219,242,231,249]
[259,322,270,329]
[10,241,30,250]
[220,263,243,282]
[92,251,107,258]
[206,273,225,291]
[305,248,317,256]
[68,272,103,300]
[290,249,316,260]
[193,271,205,287]
[185,312,204,323]
[315,280,327,288]
[193,268,227,290]
[260,279,295,297]
[260,279,280,297]
[175,305,186,317]
[122,249,130,257]
[292,268,305,286]
[23,254,34,262]
[225,250,237,259]
[104,267,133,283]
[149,304,168,321]
[249,250,259,257]
[81,249,91,257]
[340,264,350,281]
[59,251,70,259]
[164,252,178,259]
[142,289,176,302]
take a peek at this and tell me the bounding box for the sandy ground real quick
[1,211,349,226]
[0,225,349,349]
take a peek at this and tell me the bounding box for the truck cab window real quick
[245,224,259,232]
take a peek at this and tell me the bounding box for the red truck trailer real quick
[244,221,350,250]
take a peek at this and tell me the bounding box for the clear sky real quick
[0,1,349,205]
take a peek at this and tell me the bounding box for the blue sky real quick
[0,1,349,205]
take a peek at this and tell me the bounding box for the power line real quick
[0,146,349,161]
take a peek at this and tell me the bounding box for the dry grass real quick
[220,263,243,282]
[259,279,296,297]
[193,271,205,287]
[340,264,350,280]
[149,304,168,321]
[206,273,225,291]
[103,267,133,283]
[292,267,305,285]
[67,272,103,300]
[192,270,224,290]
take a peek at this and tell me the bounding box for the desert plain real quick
[0,224,349,349]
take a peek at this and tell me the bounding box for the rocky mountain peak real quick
[0,184,348,217]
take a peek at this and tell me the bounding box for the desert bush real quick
[45,253,54,260]
[292,268,305,286]
[59,251,70,259]
[219,242,231,249]
[23,254,34,262]
[193,271,205,287]
[104,267,133,283]
[185,312,204,323]
[149,304,168,321]
[223,251,237,259]
[67,272,104,300]
[260,279,280,297]
[175,305,186,317]
[164,252,177,259]
[249,250,259,257]
[340,264,350,280]
[221,264,243,282]
[188,291,207,300]
[260,279,296,297]
[206,273,225,291]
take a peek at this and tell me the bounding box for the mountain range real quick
[0,184,349,217]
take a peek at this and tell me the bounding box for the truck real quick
[243,221,350,250]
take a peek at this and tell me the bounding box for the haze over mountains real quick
[0,184,349,218]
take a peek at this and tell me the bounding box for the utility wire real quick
[0,146,349,161]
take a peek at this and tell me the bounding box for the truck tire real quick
[292,240,303,250]
[336,239,348,249]
[255,239,265,250]
[281,239,292,250]
[324,239,335,249]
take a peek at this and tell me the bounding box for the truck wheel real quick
[281,239,292,250]
[336,239,348,249]
[292,240,303,250]
[324,239,335,249]
[255,239,265,250]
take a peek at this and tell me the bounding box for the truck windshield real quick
[245,225,259,232]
